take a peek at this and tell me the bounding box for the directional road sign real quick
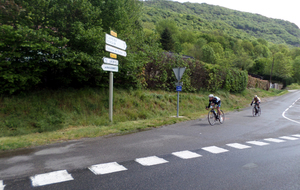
[173,67,186,81]
[103,57,119,66]
[105,45,127,57]
[105,34,127,50]
[101,64,118,72]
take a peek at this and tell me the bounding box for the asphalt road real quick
[0,90,300,190]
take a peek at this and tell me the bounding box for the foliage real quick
[0,25,68,94]
[1,0,300,95]
[0,0,151,94]
[144,53,247,92]
[160,27,175,51]
[141,0,300,86]
[142,0,300,46]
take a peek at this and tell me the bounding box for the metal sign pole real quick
[177,68,180,118]
[109,71,113,122]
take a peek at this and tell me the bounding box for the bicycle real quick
[252,103,261,117]
[207,105,225,126]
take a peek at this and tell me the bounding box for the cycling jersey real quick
[208,96,221,107]
[251,97,261,104]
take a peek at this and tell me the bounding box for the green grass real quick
[0,88,287,151]
[286,83,300,90]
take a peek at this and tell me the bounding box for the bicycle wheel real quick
[252,107,257,117]
[208,111,216,126]
[257,107,261,116]
[219,110,225,124]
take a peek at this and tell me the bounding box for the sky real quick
[174,0,300,28]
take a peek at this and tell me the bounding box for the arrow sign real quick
[103,57,119,66]
[105,45,127,57]
[172,67,186,81]
[105,34,127,50]
[102,64,118,72]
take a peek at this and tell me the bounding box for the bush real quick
[144,53,248,92]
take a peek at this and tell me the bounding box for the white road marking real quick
[282,97,300,124]
[279,136,298,140]
[264,138,285,143]
[135,156,168,166]
[89,162,127,175]
[0,180,6,190]
[172,150,202,159]
[246,141,269,146]
[30,170,74,187]
[202,146,229,154]
[226,143,251,149]
[292,134,300,138]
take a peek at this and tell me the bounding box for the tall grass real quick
[0,88,286,138]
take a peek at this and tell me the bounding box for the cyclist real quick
[250,95,261,108]
[206,94,221,119]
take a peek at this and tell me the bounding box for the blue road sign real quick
[176,86,182,92]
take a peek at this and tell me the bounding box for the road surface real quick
[0,90,300,190]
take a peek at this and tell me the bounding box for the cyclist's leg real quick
[257,101,260,108]
[216,101,221,117]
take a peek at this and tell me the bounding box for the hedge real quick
[144,53,248,92]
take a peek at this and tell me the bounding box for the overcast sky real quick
[174,0,300,28]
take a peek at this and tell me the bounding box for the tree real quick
[0,0,148,94]
[293,56,300,83]
[233,53,254,70]
[201,45,217,64]
[160,27,175,51]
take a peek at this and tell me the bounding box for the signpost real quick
[102,31,127,122]
[172,67,186,118]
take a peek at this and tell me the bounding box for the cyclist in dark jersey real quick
[206,94,221,119]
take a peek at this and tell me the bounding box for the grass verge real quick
[0,88,287,151]
[286,83,300,90]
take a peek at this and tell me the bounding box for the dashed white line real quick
[202,146,229,154]
[264,138,285,143]
[89,162,127,175]
[0,180,6,190]
[292,134,300,138]
[246,141,269,146]
[135,156,168,166]
[226,143,251,149]
[279,136,298,140]
[30,170,74,187]
[172,150,202,159]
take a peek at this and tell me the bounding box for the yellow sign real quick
[110,30,117,37]
[110,53,117,59]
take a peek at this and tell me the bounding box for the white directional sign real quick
[105,45,127,57]
[103,57,119,66]
[102,64,118,72]
[105,34,127,50]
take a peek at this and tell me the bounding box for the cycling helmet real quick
[208,94,214,98]
[254,95,258,98]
